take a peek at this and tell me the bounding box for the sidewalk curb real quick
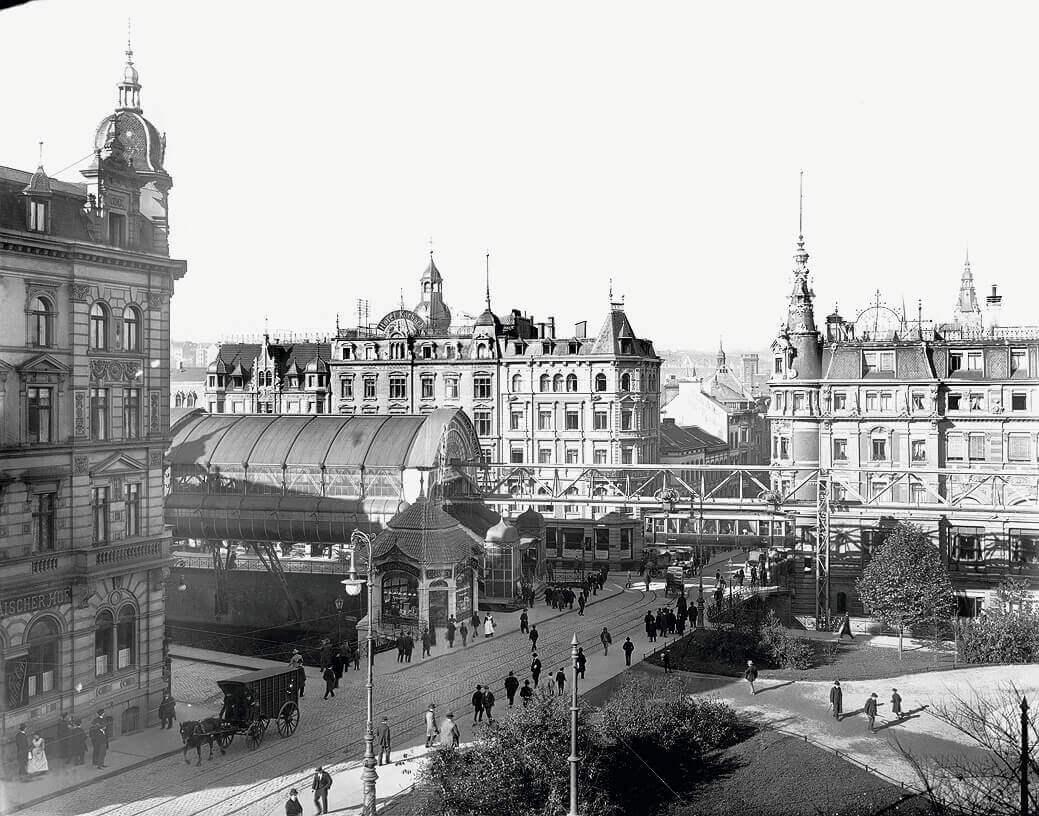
[169,650,276,672]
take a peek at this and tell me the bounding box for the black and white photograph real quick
[0,1,1038,814]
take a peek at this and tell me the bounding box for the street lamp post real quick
[343,530,377,816]
[568,632,580,816]
[334,596,344,646]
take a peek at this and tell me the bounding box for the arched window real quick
[95,610,115,676]
[594,372,607,392]
[620,372,631,392]
[29,296,54,347]
[552,374,563,392]
[539,374,550,392]
[511,373,523,392]
[566,374,578,392]
[26,616,60,701]
[445,345,456,360]
[117,606,136,669]
[122,306,141,352]
[186,392,197,407]
[477,344,488,359]
[174,392,184,407]
[89,302,109,350]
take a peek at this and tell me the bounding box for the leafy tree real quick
[957,577,1039,664]
[854,522,955,656]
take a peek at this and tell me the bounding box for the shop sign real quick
[425,568,452,580]
[1,586,72,619]
[380,561,420,578]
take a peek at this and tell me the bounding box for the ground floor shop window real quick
[382,572,418,621]
[6,617,60,708]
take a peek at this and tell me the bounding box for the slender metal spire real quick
[485,251,491,311]
[38,141,44,166]
[798,169,804,238]
[126,17,134,64]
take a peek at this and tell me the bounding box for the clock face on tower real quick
[376,309,425,337]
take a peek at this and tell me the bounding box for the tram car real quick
[643,507,797,566]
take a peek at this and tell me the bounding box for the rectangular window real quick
[1009,434,1031,462]
[911,439,926,462]
[389,376,407,400]
[969,433,986,461]
[565,408,579,431]
[952,528,982,561]
[510,447,524,464]
[565,448,579,465]
[340,378,353,399]
[911,392,925,412]
[832,438,847,461]
[966,351,983,371]
[621,447,633,464]
[593,409,608,430]
[949,352,963,372]
[1011,349,1029,376]
[947,393,961,411]
[108,212,126,247]
[421,377,435,400]
[1010,529,1039,565]
[29,200,47,231]
[538,448,552,464]
[123,388,140,439]
[124,483,141,537]
[593,448,607,465]
[538,409,552,430]
[969,392,984,411]
[793,393,805,411]
[863,350,895,373]
[341,346,352,360]
[947,434,965,461]
[909,481,926,505]
[832,392,847,411]
[445,378,459,400]
[91,486,110,544]
[871,438,887,461]
[779,437,790,459]
[621,409,633,431]
[880,393,892,412]
[546,527,560,556]
[363,378,377,400]
[865,393,878,412]
[480,447,492,465]
[474,376,492,399]
[510,410,523,431]
[474,410,492,436]
[1012,392,1027,411]
[32,492,56,552]
[27,386,52,443]
[774,356,783,374]
[90,387,109,441]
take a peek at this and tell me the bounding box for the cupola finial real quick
[117,18,142,112]
[485,251,491,311]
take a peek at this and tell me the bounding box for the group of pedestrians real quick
[644,602,690,642]
[316,639,359,700]
[829,681,906,732]
[12,710,108,781]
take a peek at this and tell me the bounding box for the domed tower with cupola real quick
[80,34,173,255]
[413,251,452,333]
[769,176,824,498]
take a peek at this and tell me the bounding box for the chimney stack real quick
[547,317,556,339]
[575,321,587,339]
[985,284,1003,333]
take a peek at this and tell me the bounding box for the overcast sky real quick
[2,0,1038,350]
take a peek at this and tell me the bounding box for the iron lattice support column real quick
[815,470,831,626]
[250,542,302,621]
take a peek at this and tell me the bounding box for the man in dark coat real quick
[311,766,332,815]
[421,628,431,658]
[56,711,70,764]
[471,685,484,724]
[322,665,337,699]
[644,611,656,642]
[504,671,520,706]
[15,724,28,778]
[554,668,566,696]
[285,789,303,816]
[396,632,406,663]
[865,692,879,732]
[331,648,344,686]
[297,665,307,698]
[530,653,542,687]
[482,686,496,722]
[403,632,414,663]
[520,679,533,706]
[575,648,587,679]
[529,624,539,651]
[376,716,391,765]
[447,616,457,647]
[891,688,904,719]
[662,650,672,674]
[69,720,87,765]
[89,719,109,769]
[577,593,586,616]
[829,680,843,720]
[470,611,480,633]
[622,636,635,666]
[519,609,529,634]
[159,691,177,729]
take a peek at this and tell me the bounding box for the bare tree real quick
[899,683,1038,816]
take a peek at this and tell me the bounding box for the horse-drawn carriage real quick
[180,665,301,764]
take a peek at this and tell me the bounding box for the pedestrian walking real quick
[520,609,529,633]
[89,719,108,769]
[351,641,360,671]
[421,628,431,658]
[460,621,469,647]
[504,671,520,706]
[159,691,177,729]
[622,636,635,666]
[447,616,456,648]
[891,688,903,720]
[865,692,879,732]
[285,788,303,816]
[555,668,566,695]
[529,624,539,651]
[68,720,86,766]
[442,711,460,747]
[577,593,586,615]
[744,660,758,695]
[297,664,307,698]
[404,632,415,662]
[322,665,336,699]
[750,565,758,587]
[837,614,856,642]
[470,611,480,633]
[376,716,391,765]
[662,650,672,674]
[471,686,484,724]
[520,679,533,707]
[829,680,843,720]
[483,687,496,722]
[55,712,69,765]
[600,626,612,656]
[575,648,587,679]
[289,648,304,670]
[644,573,651,592]
[644,611,656,642]
[424,703,440,747]
[311,766,333,814]
[483,613,496,638]
[396,631,406,663]
[15,724,28,778]
[531,653,542,687]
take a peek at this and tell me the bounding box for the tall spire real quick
[485,251,491,311]
[117,19,142,112]
[785,171,816,335]
[717,337,727,371]
[954,245,982,328]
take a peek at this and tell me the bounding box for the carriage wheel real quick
[276,702,299,737]
[249,719,268,749]
[217,731,234,749]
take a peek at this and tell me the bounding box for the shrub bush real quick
[958,611,1039,664]
[758,611,816,669]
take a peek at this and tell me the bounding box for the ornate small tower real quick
[952,249,983,330]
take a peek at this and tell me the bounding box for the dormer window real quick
[29,200,48,232]
[422,345,433,359]
[620,339,633,355]
[862,350,895,373]
[108,213,127,247]
[341,346,353,360]
[568,342,580,355]
[966,351,983,372]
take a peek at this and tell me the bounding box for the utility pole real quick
[568,632,580,816]
[1022,696,1030,816]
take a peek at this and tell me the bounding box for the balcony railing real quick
[76,538,170,572]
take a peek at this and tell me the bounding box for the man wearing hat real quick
[424,703,439,747]
[285,788,303,816]
[311,766,332,814]
[829,680,843,720]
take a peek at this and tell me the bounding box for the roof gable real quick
[17,352,69,375]
[91,451,146,476]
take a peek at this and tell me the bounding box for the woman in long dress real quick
[26,733,48,775]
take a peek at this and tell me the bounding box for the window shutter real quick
[969,434,986,460]
[988,434,1003,462]
[1010,434,1030,462]
[947,434,965,460]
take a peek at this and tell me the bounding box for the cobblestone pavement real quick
[171,660,231,710]
[22,582,669,816]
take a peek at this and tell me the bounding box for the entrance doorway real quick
[428,582,449,630]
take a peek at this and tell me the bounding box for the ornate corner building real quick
[0,42,186,741]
